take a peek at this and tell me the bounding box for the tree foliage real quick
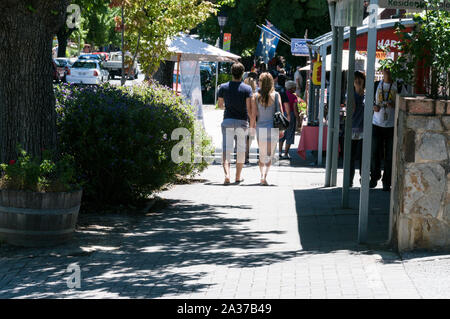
[84,2,121,48]
[196,0,330,67]
[110,0,218,76]
[57,0,120,57]
[381,0,450,99]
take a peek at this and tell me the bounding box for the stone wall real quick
[391,96,450,251]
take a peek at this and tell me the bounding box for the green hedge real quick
[55,83,212,206]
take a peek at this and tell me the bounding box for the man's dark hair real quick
[354,71,366,89]
[257,60,267,74]
[248,72,258,80]
[276,56,285,68]
[231,62,245,80]
[269,69,278,80]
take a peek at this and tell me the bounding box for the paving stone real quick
[0,107,445,299]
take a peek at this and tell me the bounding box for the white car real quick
[66,60,109,85]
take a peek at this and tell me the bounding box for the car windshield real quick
[55,60,67,67]
[79,55,100,60]
[72,61,97,69]
[110,54,122,61]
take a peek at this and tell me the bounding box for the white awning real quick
[300,51,379,72]
[311,18,414,50]
[166,35,241,62]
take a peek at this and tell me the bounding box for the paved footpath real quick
[0,106,448,299]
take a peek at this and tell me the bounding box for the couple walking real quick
[217,62,283,186]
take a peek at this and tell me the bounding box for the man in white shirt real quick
[370,68,396,191]
[294,66,303,98]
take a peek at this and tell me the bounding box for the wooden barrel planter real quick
[0,189,82,247]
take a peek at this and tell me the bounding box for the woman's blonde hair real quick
[258,72,274,107]
[244,77,256,93]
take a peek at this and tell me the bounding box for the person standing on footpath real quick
[349,71,366,187]
[294,66,303,98]
[279,81,300,159]
[269,70,290,158]
[218,62,253,185]
[244,73,258,164]
[370,67,396,191]
[250,72,282,185]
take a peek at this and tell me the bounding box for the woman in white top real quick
[250,72,282,186]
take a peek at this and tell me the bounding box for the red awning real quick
[343,26,413,52]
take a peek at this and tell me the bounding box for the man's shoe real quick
[369,179,377,188]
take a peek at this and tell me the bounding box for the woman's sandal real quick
[224,177,231,185]
[235,178,244,184]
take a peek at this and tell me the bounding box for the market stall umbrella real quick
[166,34,241,62]
[166,34,241,92]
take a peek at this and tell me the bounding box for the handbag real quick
[273,92,290,130]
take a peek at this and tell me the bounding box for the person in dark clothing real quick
[269,70,291,157]
[218,62,253,185]
[349,71,366,187]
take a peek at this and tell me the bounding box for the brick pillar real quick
[391,96,450,251]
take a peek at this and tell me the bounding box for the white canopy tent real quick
[166,35,241,62]
[165,35,241,126]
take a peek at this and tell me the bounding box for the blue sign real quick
[291,38,312,56]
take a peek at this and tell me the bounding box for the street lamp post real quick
[214,12,228,106]
[121,5,125,86]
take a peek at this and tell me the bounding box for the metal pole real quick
[318,45,326,167]
[331,26,344,187]
[175,53,181,93]
[214,28,224,106]
[121,5,125,86]
[342,27,357,208]
[325,2,337,187]
[214,59,219,106]
[314,87,320,121]
[308,47,315,125]
[359,0,378,244]
[214,36,219,106]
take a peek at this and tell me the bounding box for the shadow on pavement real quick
[294,187,391,252]
[0,199,299,298]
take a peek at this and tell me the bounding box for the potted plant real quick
[0,147,82,247]
[297,98,307,131]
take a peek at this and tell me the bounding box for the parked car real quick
[54,58,71,82]
[200,63,213,92]
[77,54,102,62]
[92,52,109,61]
[66,60,109,85]
[103,51,138,80]
[55,57,72,68]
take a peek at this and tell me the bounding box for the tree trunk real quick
[57,26,72,58]
[0,0,68,162]
[153,61,175,88]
